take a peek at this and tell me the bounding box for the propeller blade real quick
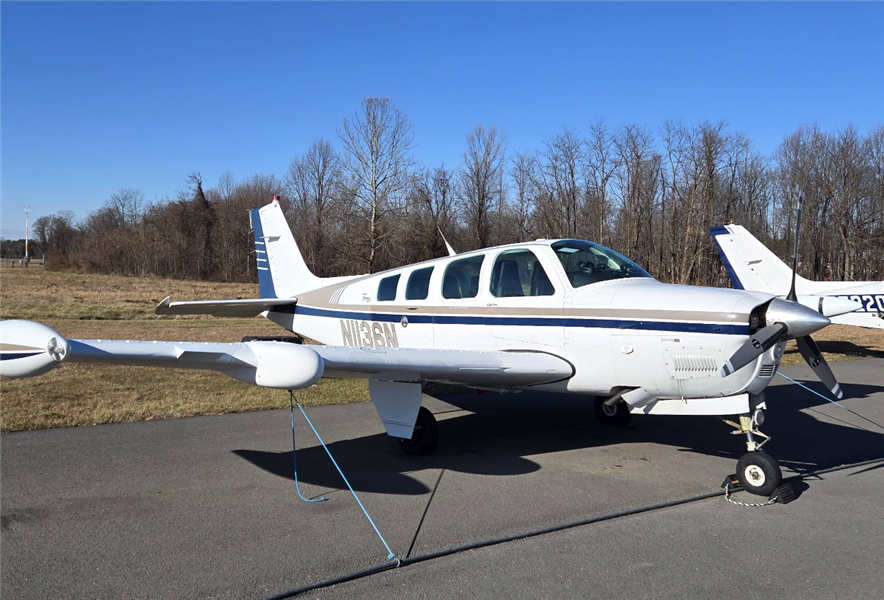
[787,196,803,302]
[796,335,843,399]
[721,323,787,377]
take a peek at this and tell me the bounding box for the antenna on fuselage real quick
[438,227,457,256]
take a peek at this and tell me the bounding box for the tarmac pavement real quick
[2,359,883,599]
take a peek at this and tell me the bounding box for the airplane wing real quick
[1,320,575,439]
[155,296,298,318]
[1,321,573,389]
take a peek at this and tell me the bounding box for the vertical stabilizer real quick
[709,225,807,295]
[250,200,321,298]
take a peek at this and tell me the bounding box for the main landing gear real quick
[399,406,439,456]
[723,406,783,497]
[594,396,633,426]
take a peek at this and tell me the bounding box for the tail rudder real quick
[709,225,799,295]
[250,199,321,298]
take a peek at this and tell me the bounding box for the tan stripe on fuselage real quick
[0,343,43,352]
[295,287,748,323]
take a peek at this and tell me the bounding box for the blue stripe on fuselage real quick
[293,305,750,335]
[0,352,43,361]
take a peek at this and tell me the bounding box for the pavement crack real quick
[406,469,445,559]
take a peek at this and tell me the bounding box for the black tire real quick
[594,396,633,426]
[736,451,782,496]
[399,406,439,456]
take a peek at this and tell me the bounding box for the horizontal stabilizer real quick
[155,296,297,318]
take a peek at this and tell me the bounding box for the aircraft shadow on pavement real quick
[233,378,884,496]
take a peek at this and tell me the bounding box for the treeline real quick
[34,97,884,287]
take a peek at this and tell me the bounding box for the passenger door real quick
[483,248,564,349]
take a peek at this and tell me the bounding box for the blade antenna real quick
[786,195,803,302]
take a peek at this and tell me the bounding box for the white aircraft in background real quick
[1,199,848,497]
[710,225,883,330]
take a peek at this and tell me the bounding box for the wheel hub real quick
[602,403,618,417]
[744,465,766,487]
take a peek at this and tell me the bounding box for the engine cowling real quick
[0,320,70,378]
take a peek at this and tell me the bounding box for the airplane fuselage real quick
[268,240,783,407]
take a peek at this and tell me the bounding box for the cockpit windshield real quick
[551,240,653,288]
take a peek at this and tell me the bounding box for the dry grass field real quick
[1,266,882,432]
[0,267,369,432]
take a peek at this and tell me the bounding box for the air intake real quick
[758,364,778,378]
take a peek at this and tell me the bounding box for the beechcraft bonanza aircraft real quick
[710,225,883,330]
[1,199,852,497]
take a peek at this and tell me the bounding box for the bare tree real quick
[405,165,457,260]
[510,152,535,242]
[533,128,584,239]
[338,97,414,272]
[286,138,343,276]
[458,125,507,248]
[585,119,618,245]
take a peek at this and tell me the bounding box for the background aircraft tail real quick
[250,199,322,298]
[709,224,804,295]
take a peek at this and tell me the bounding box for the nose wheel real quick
[736,451,782,496]
[722,408,783,496]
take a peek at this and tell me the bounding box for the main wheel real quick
[594,397,633,426]
[736,451,782,496]
[399,406,439,456]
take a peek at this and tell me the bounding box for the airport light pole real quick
[25,206,30,264]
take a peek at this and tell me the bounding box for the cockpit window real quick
[552,240,652,288]
[442,255,485,299]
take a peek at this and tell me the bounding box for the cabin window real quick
[442,255,485,299]
[406,267,434,300]
[377,274,400,301]
[552,240,652,288]
[490,250,555,297]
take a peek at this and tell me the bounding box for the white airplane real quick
[1,199,847,497]
[710,225,883,330]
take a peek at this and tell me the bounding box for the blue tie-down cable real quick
[289,393,326,503]
[777,372,884,431]
[288,391,397,560]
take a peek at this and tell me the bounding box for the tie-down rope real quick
[288,391,397,561]
[777,372,884,431]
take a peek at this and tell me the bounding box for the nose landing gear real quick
[722,407,783,496]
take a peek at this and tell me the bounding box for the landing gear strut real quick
[399,406,439,456]
[723,406,782,496]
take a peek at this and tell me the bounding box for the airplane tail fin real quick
[250,199,321,298]
[709,225,804,295]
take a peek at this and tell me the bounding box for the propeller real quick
[786,196,803,302]
[795,336,843,399]
[720,323,787,377]
[720,195,844,399]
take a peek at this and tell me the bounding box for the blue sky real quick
[2,2,882,237]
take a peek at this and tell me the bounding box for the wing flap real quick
[155,296,297,318]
